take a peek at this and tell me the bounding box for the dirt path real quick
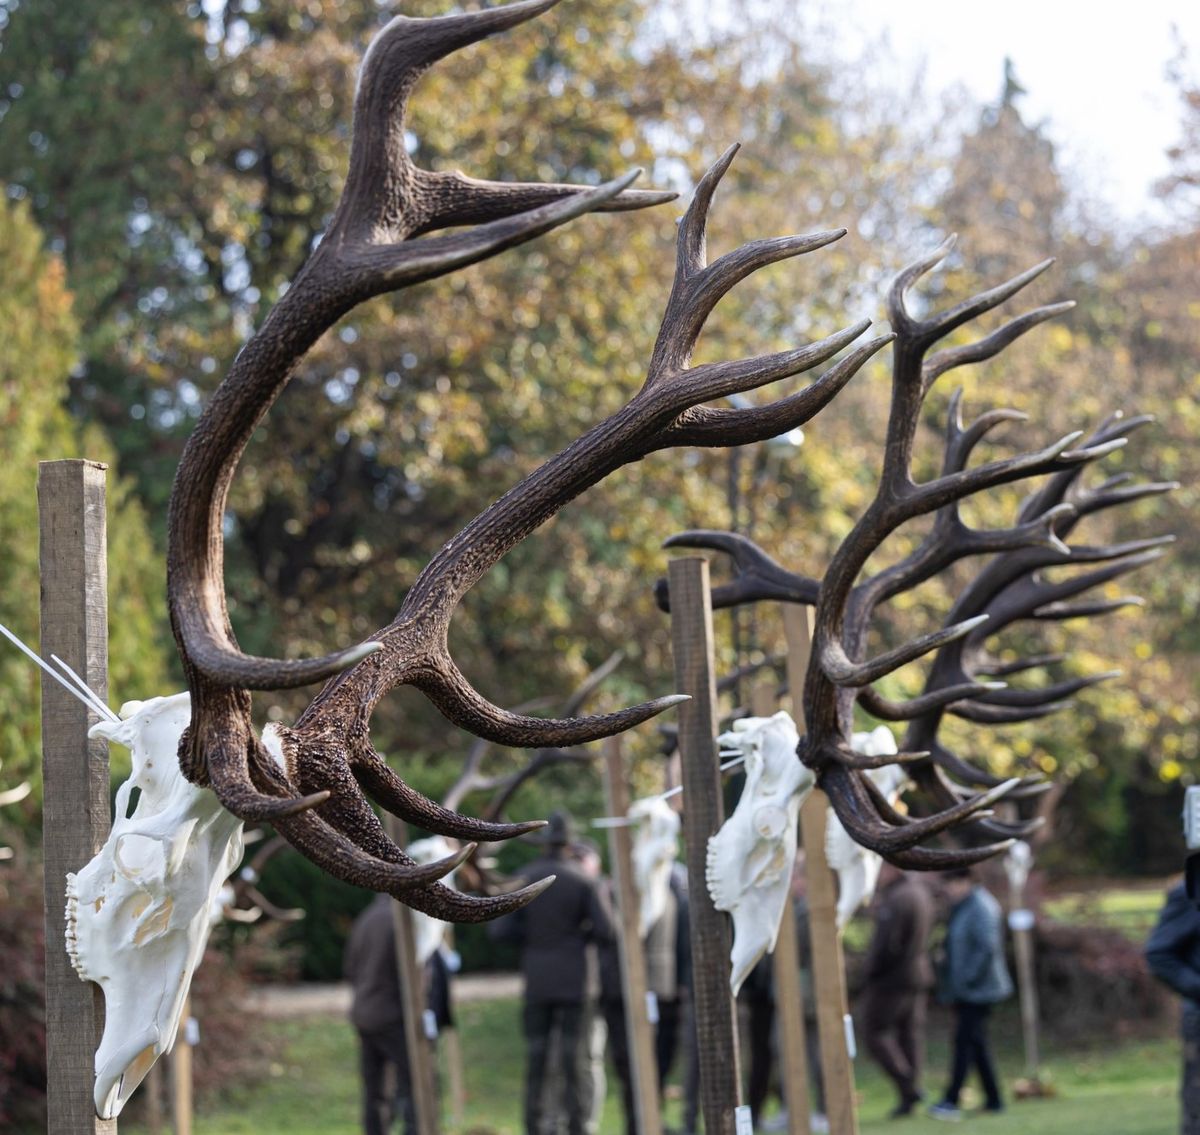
[249,971,522,1018]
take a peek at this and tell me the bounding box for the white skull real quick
[407,836,456,964]
[706,711,814,995]
[627,796,681,938]
[825,725,910,929]
[66,693,244,1119]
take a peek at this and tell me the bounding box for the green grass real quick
[120,998,1181,1135]
[1043,883,1167,941]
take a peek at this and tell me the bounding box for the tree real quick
[0,194,170,802]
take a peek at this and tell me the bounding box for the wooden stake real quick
[169,998,192,1135]
[1007,870,1041,1080]
[784,605,857,1135]
[601,735,664,1135]
[750,682,812,1135]
[39,459,117,1135]
[441,926,467,1127]
[669,557,742,1135]
[384,816,441,1135]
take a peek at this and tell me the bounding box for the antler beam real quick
[166,4,885,919]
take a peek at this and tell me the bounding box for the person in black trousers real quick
[1146,880,1200,1135]
[506,811,615,1135]
[344,895,417,1135]
[928,868,1012,1121]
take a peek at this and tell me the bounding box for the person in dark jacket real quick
[928,868,1012,1121]
[508,811,616,1135]
[1145,881,1200,1134]
[344,895,416,1135]
[858,862,935,1118]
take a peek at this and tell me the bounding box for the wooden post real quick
[384,816,441,1135]
[1007,871,1041,1081]
[784,605,857,1135]
[169,999,192,1135]
[669,557,742,1135]
[601,736,664,1135]
[441,926,467,1126]
[144,1063,163,1135]
[39,459,117,1135]
[750,682,812,1135]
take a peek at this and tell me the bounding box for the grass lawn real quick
[1043,882,1169,942]
[121,997,1180,1135]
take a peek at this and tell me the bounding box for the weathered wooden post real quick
[39,458,117,1135]
[384,815,441,1135]
[601,735,664,1135]
[749,680,812,1135]
[784,605,857,1135]
[1004,842,1043,1088]
[168,1003,193,1135]
[669,556,744,1135]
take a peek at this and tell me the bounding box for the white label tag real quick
[184,1017,200,1047]
[422,1008,439,1040]
[1008,908,1035,932]
[843,1012,856,1060]
[645,991,660,1025]
[735,1104,753,1135]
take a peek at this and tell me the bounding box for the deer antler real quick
[167,5,886,920]
[663,236,1170,868]
[888,408,1177,838]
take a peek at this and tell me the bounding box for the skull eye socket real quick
[112,833,168,884]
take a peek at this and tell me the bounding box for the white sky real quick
[810,0,1199,230]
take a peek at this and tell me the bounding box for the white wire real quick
[50,654,119,722]
[0,621,114,721]
[595,753,748,818]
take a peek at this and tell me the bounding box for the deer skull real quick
[66,693,244,1119]
[627,796,681,938]
[407,835,455,964]
[825,725,910,929]
[706,711,814,995]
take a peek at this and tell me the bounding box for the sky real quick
[809,0,1199,230]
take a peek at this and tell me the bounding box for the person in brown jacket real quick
[857,861,935,1119]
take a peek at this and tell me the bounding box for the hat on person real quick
[528,809,574,846]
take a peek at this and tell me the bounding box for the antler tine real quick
[908,764,1046,841]
[409,652,689,748]
[819,761,1019,855]
[645,146,856,383]
[665,333,894,450]
[913,257,1056,349]
[949,699,1073,725]
[1035,596,1145,621]
[821,614,990,688]
[924,301,1075,388]
[352,749,549,841]
[857,680,1005,722]
[973,670,1121,708]
[654,531,819,612]
[886,233,957,336]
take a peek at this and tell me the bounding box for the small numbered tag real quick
[645,991,660,1025]
[1008,908,1035,932]
[843,1012,856,1060]
[184,1017,201,1047]
[422,1008,439,1040]
[734,1104,753,1135]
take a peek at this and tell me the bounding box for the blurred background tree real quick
[0,0,1194,946]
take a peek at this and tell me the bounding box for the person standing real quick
[857,861,935,1118]
[509,811,615,1135]
[928,867,1012,1121]
[1145,880,1200,1134]
[344,894,416,1135]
